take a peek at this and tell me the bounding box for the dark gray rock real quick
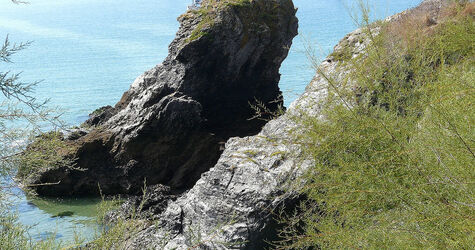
[66,128,88,141]
[24,0,298,196]
[84,105,117,127]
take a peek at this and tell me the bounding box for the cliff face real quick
[118,0,452,249]
[24,0,298,196]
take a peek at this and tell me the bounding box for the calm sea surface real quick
[0,0,420,244]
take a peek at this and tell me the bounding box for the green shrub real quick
[16,131,75,182]
[0,213,61,250]
[277,3,474,249]
[88,185,145,249]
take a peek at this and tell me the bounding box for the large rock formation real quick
[23,0,298,196]
[117,0,451,248]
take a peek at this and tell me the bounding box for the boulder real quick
[120,0,452,248]
[22,0,298,196]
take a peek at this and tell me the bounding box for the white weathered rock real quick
[121,0,452,249]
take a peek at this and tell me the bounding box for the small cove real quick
[6,184,101,245]
[0,0,421,244]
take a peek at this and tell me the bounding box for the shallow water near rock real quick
[7,185,101,245]
[0,0,421,244]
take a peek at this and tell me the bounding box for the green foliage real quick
[278,3,475,249]
[90,208,143,249]
[0,212,62,250]
[16,131,75,181]
[329,38,355,62]
[0,3,70,249]
[249,94,286,121]
[0,8,64,188]
[88,184,146,249]
[184,0,251,43]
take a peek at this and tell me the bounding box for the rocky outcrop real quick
[84,105,117,127]
[119,0,451,248]
[23,0,298,196]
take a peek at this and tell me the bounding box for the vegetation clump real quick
[184,0,293,43]
[0,214,60,250]
[277,2,475,249]
[87,186,148,249]
[183,0,249,42]
[16,132,75,182]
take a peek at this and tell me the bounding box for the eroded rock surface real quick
[24,0,298,196]
[120,0,451,249]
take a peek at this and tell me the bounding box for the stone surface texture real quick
[119,0,451,249]
[25,0,298,196]
[22,0,451,248]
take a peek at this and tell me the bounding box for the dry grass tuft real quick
[385,2,474,52]
[461,2,475,17]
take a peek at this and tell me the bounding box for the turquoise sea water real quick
[0,0,420,244]
[6,186,101,245]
